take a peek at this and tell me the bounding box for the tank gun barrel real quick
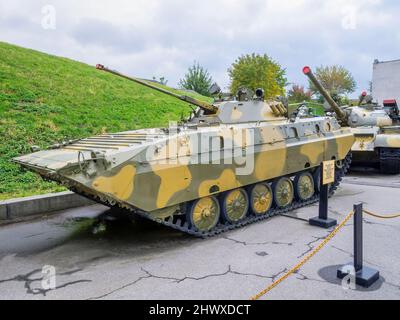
[96,64,218,113]
[303,66,347,123]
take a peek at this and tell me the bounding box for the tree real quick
[228,53,287,98]
[179,62,213,96]
[308,65,356,98]
[288,84,312,103]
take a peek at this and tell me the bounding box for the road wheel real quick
[335,160,344,170]
[273,177,294,208]
[313,167,321,193]
[294,172,315,201]
[221,188,249,223]
[249,183,273,216]
[187,196,220,232]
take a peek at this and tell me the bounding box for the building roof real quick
[374,58,400,65]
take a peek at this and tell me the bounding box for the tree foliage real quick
[179,62,213,96]
[288,84,312,103]
[308,65,356,98]
[228,53,287,98]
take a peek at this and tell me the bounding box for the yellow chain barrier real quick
[251,207,400,300]
[363,210,400,219]
[251,211,354,300]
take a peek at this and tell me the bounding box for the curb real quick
[0,191,95,221]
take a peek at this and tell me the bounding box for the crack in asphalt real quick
[331,245,353,257]
[362,218,398,229]
[294,270,327,284]
[269,268,289,282]
[328,209,398,229]
[87,274,153,300]
[152,265,286,283]
[87,265,288,300]
[330,245,382,268]
[297,235,328,259]
[294,209,394,260]
[222,236,293,247]
[328,208,343,216]
[0,268,91,296]
[383,280,400,291]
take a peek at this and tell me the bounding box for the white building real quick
[372,59,400,105]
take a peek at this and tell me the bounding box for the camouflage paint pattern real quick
[14,99,354,218]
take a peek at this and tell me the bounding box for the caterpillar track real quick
[74,154,351,238]
[380,148,400,174]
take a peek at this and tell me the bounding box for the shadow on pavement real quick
[318,264,385,292]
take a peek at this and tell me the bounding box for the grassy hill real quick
[0,42,211,200]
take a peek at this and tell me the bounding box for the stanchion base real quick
[309,217,337,228]
[337,264,380,288]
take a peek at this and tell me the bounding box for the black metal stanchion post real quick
[337,202,380,288]
[309,162,337,228]
[354,202,363,272]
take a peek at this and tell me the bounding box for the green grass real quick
[288,101,326,117]
[0,41,211,200]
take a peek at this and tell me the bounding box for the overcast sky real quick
[1,0,399,95]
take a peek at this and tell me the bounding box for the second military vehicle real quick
[14,65,354,237]
[304,66,400,174]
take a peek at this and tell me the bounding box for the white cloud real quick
[0,0,399,94]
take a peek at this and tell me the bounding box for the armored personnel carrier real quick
[304,66,400,174]
[13,65,354,237]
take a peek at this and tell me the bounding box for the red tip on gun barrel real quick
[302,66,311,74]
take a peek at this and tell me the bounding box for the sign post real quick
[309,161,338,228]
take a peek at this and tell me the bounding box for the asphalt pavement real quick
[0,171,399,300]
